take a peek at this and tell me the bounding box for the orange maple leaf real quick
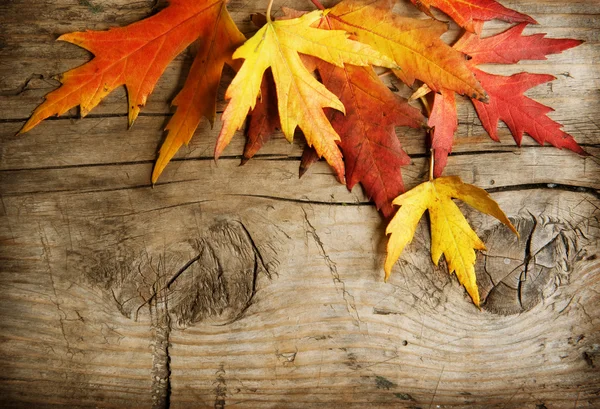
[325,0,487,100]
[152,2,245,183]
[19,0,244,167]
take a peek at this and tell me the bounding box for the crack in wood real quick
[302,208,363,329]
[0,74,44,97]
[151,293,171,409]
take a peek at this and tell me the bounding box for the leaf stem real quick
[429,149,434,181]
[310,0,326,10]
[266,0,274,22]
[419,95,435,181]
[419,95,432,117]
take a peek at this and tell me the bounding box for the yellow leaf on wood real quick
[385,176,517,306]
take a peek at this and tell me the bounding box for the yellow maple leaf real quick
[215,9,399,182]
[385,176,518,306]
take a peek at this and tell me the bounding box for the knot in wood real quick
[81,220,270,327]
[477,216,582,315]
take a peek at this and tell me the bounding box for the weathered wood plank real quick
[1,188,598,408]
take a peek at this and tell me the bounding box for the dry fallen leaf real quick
[152,1,245,183]
[430,21,586,177]
[324,0,487,100]
[385,176,518,306]
[409,0,536,33]
[19,0,239,136]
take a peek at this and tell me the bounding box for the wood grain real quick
[0,0,599,408]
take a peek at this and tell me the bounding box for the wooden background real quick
[1,0,599,408]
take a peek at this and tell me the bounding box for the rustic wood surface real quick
[1,0,599,408]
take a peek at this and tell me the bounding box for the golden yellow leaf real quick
[215,10,399,181]
[385,176,517,306]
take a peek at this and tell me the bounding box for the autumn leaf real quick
[469,69,587,154]
[430,21,586,177]
[299,146,320,179]
[20,0,240,138]
[316,62,425,216]
[429,89,457,178]
[240,14,283,165]
[152,1,245,183]
[385,176,517,306]
[242,69,280,165]
[324,0,487,100]
[457,24,587,153]
[455,22,583,65]
[409,0,536,33]
[242,7,425,215]
[215,9,399,181]
[305,8,426,216]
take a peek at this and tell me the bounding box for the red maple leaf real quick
[316,62,424,216]
[431,21,586,177]
[410,0,536,33]
[244,57,424,218]
[469,69,587,153]
[455,23,583,65]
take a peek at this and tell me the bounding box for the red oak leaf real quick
[410,0,536,33]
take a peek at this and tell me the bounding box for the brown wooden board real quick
[1,1,599,408]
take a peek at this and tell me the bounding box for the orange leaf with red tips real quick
[409,0,536,33]
[20,0,240,138]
